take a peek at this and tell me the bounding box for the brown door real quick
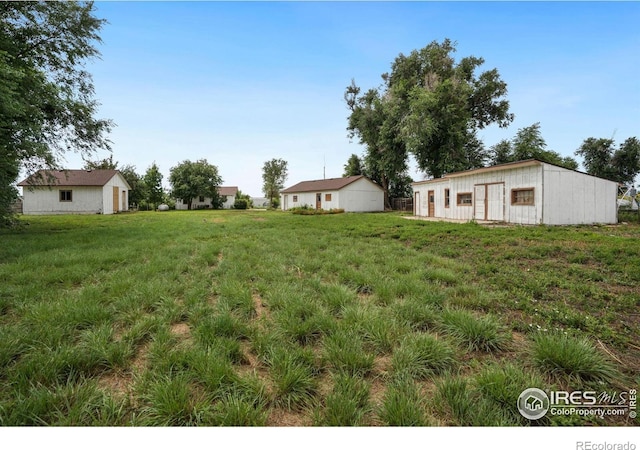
[112,187,119,213]
[316,193,322,210]
[428,190,435,217]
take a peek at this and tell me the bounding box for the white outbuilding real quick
[411,160,618,225]
[280,175,384,212]
[18,169,130,215]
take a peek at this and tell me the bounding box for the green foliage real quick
[489,123,579,169]
[347,38,514,187]
[378,375,427,426]
[440,309,510,353]
[531,332,621,383]
[262,158,288,207]
[575,136,640,183]
[142,162,164,209]
[323,329,375,377]
[290,207,345,215]
[0,2,112,225]
[391,333,457,379]
[316,374,370,426]
[343,154,364,177]
[233,190,253,209]
[169,159,223,210]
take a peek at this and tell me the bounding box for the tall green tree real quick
[119,164,143,208]
[169,159,222,210]
[83,155,117,170]
[346,39,513,200]
[575,137,640,184]
[83,157,143,207]
[143,162,164,210]
[262,158,288,208]
[0,1,112,224]
[488,123,579,170]
[343,154,363,177]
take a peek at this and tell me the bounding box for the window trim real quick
[456,192,472,206]
[292,195,298,202]
[511,188,535,206]
[325,193,332,202]
[59,190,72,202]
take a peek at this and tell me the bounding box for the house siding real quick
[22,186,104,215]
[281,177,383,212]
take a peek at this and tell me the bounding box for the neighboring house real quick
[175,186,238,210]
[280,175,384,212]
[412,159,618,225]
[18,170,131,215]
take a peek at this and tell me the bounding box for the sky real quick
[60,1,640,197]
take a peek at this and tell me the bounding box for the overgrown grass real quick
[0,210,637,426]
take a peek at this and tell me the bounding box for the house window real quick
[183,199,188,205]
[59,190,72,202]
[293,195,298,202]
[457,192,472,206]
[199,196,205,202]
[444,189,450,208]
[325,193,332,201]
[511,188,534,205]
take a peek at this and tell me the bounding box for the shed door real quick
[474,185,486,220]
[316,193,322,210]
[486,183,505,221]
[113,187,119,213]
[427,190,435,217]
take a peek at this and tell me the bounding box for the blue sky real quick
[70,1,640,196]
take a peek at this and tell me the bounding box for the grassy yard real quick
[0,210,638,426]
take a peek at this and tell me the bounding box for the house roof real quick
[18,170,126,187]
[281,175,381,193]
[218,186,238,197]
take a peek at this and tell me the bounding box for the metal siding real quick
[22,186,103,215]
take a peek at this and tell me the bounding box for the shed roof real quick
[218,186,238,197]
[281,175,381,193]
[18,170,125,187]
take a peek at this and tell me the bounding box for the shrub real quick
[233,198,248,210]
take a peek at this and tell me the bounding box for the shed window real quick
[511,188,534,205]
[457,192,472,206]
[293,195,298,202]
[59,190,72,202]
[444,189,450,208]
[199,196,205,202]
[325,193,332,201]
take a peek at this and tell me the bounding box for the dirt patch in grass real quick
[131,341,151,373]
[252,293,270,321]
[97,370,133,399]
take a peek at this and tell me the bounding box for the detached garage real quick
[281,175,384,212]
[412,160,618,225]
[18,169,131,215]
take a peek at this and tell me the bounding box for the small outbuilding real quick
[175,186,238,210]
[411,160,618,225]
[280,175,384,212]
[18,169,131,215]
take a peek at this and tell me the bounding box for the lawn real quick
[0,210,638,426]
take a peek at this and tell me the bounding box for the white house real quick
[18,169,131,215]
[411,160,618,225]
[280,175,384,212]
[175,186,238,210]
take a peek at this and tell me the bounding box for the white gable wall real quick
[102,173,130,214]
[339,178,384,212]
[541,164,617,225]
